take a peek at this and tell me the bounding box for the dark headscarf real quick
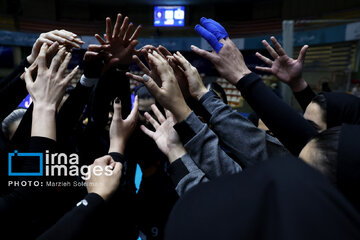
[165,157,360,240]
[337,124,360,212]
[322,92,360,128]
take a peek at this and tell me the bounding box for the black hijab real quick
[337,124,360,212]
[322,92,360,128]
[165,157,360,240]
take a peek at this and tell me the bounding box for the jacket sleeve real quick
[167,153,209,197]
[236,73,318,155]
[199,90,290,167]
[0,59,31,121]
[293,84,317,112]
[174,112,242,180]
[0,137,56,217]
[36,193,105,240]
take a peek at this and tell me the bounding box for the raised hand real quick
[25,43,78,109]
[27,29,84,64]
[95,13,142,68]
[126,51,191,122]
[255,36,309,92]
[108,95,139,154]
[140,104,186,163]
[171,51,208,100]
[24,43,79,140]
[86,155,122,201]
[191,38,251,85]
[83,44,112,78]
[195,17,228,53]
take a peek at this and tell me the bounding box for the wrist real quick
[289,78,308,92]
[33,103,57,114]
[109,140,125,154]
[193,87,208,101]
[231,68,252,85]
[171,103,192,123]
[167,145,187,164]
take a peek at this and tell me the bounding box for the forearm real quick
[31,105,57,141]
[174,112,242,179]
[167,153,209,197]
[293,83,317,112]
[199,90,289,167]
[236,72,318,155]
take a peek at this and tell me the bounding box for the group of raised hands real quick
[23,12,310,202]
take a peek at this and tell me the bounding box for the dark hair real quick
[209,82,228,104]
[310,126,341,185]
[311,94,327,123]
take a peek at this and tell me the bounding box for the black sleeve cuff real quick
[108,152,126,165]
[84,193,105,205]
[29,136,56,152]
[174,121,196,145]
[235,72,261,93]
[167,158,190,186]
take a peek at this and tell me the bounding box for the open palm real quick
[255,36,308,84]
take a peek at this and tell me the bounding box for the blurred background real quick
[1,0,360,112]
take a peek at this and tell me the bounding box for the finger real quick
[152,51,166,63]
[88,44,110,52]
[255,66,273,73]
[126,72,145,83]
[132,55,150,74]
[53,30,76,42]
[129,24,142,42]
[297,45,309,63]
[262,40,278,59]
[126,95,139,122]
[113,97,122,120]
[113,13,123,38]
[158,45,172,57]
[255,52,273,66]
[113,162,123,175]
[151,104,165,124]
[190,45,217,62]
[144,112,160,130]
[173,52,191,70]
[94,155,112,167]
[165,109,172,119]
[119,16,130,39]
[57,52,72,79]
[59,29,77,38]
[123,23,133,41]
[46,32,80,48]
[24,67,34,88]
[140,74,162,101]
[140,125,155,139]
[105,17,112,41]
[37,37,54,46]
[270,36,286,56]
[62,66,79,85]
[37,43,48,71]
[126,39,139,51]
[95,34,107,45]
[49,47,67,73]
[195,24,223,53]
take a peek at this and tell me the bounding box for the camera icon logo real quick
[8,150,43,176]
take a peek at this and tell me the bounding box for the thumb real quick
[113,97,122,120]
[141,74,162,100]
[298,45,308,63]
[24,67,34,89]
